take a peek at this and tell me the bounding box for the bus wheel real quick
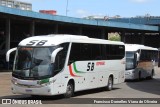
[64,82,74,98]
[138,71,141,81]
[149,70,154,79]
[106,76,113,91]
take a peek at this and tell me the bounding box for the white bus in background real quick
[6,34,125,98]
[125,44,158,80]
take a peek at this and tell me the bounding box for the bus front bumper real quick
[125,70,136,80]
[11,83,55,96]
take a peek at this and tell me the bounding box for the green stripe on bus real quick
[40,78,49,84]
[73,62,86,73]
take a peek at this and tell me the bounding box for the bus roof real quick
[19,34,124,46]
[125,44,158,52]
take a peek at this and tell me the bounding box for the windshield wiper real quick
[22,67,30,70]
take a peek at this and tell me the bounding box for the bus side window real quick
[81,44,92,60]
[68,43,81,65]
[140,50,145,60]
[54,43,69,74]
[91,44,102,60]
[106,45,125,60]
[54,50,66,74]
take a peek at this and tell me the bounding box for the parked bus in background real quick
[6,34,125,98]
[125,44,158,80]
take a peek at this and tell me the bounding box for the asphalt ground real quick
[0,68,160,107]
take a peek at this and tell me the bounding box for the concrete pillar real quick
[5,18,10,52]
[54,24,59,34]
[141,33,145,45]
[101,28,106,39]
[159,33,160,48]
[78,27,82,35]
[30,21,35,36]
[106,32,108,40]
[121,32,126,43]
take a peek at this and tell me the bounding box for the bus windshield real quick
[126,52,136,70]
[13,46,60,80]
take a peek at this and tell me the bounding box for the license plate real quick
[25,89,32,93]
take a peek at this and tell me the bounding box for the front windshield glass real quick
[126,52,136,70]
[13,47,56,79]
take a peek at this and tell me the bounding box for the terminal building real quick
[0,0,32,10]
[0,3,160,69]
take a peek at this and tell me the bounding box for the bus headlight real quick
[37,79,56,86]
[132,70,135,73]
[11,78,18,85]
[125,72,131,75]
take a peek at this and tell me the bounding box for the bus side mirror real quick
[136,53,140,61]
[6,47,17,62]
[51,47,63,63]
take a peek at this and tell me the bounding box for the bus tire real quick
[64,82,74,98]
[106,76,113,91]
[149,70,154,79]
[138,71,141,81]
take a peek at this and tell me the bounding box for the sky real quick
[19,0,159,18]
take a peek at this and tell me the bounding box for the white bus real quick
[125,44,158,80]
[6,34,125,98]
